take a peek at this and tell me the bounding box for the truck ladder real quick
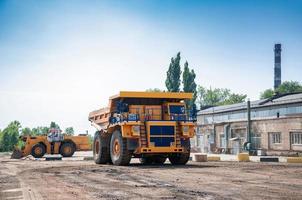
[175,123,181,147]
[140,124,148,148]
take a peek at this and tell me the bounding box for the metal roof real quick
[198,92,302,115]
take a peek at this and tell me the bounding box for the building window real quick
[271,132,281,144]
[291,132,302,145]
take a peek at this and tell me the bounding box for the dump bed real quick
[88,107,110,127]
[88,91,193,127]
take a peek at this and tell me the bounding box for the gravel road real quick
[1,152,302,200]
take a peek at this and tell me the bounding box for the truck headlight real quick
[132,125,140,136]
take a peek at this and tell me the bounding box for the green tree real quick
[65,127,74,135]
[21,127,32,136]
[276,81,302,94]
[31,126,49,135]
[197,86,246,108]
[260,88,275,99]
[0,121,21,152]
[182,61,197,109]
[50,122,60,130]
[31,128,38,135]
[1,131,11,152]
[201,88,229,106]
[9,122,20,151]
[196,86,206,108]
[221,93,247,105]
[0,129,3,152]
[260,81,302,99]
[165,52,181,92]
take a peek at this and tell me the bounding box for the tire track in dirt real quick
[1,155,302,200]
[30,165,221,199]
[0,163,25,200]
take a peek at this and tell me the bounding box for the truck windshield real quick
[169,105,185,114]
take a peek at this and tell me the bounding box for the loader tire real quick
[93,131,111,164]
[110,130,132,166]
[60,142,75,157]
[168,139,190,165]
[31,143,46,158]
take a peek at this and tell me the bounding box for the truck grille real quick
[149,126,175,147]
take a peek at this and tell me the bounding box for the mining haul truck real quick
[11,129,91,159]
[89,91,196,166]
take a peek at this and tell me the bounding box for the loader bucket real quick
[11,148,23,159]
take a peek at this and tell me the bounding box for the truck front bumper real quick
[137,147,185,154]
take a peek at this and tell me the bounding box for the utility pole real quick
[247,99,252,153]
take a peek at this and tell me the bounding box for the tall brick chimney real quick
[274,44,282,89]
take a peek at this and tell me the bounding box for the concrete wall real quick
[254,117,302,154]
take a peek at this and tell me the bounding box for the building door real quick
[220,134,226,149]
[208,133,215,153]
[200,135,205,153]
[233,140,240,155]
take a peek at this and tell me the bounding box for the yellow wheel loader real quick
[11,130,91,159]
[89,91,196,166]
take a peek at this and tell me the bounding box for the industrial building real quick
[193,93,302,156]
[191,43,302,156]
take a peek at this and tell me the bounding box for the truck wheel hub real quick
[64,146,71,154]
[35,147,42,155]
[113,139,120,155]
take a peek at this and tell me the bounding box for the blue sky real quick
[0,0,301,133]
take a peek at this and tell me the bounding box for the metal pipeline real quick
[224,124,230,150]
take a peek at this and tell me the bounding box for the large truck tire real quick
[60,142,76,157]
[31,143,46,158]
[110,130,132,166]
[168,139,190,165]
[93,131,111,164]
[153,155,167,164]
[168,152,190,165]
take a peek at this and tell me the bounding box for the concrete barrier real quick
[287,157,302,163]
[237,153,250,162]
[45,156,62,161]
[207,156,220,161]
[260,157,279,162]
[191,153,302,163]
[193,154,207,162]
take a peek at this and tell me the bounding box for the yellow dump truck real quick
[11,134,91,159]
[89,91,196,166]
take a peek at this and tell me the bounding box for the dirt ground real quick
[1,153,302,200]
